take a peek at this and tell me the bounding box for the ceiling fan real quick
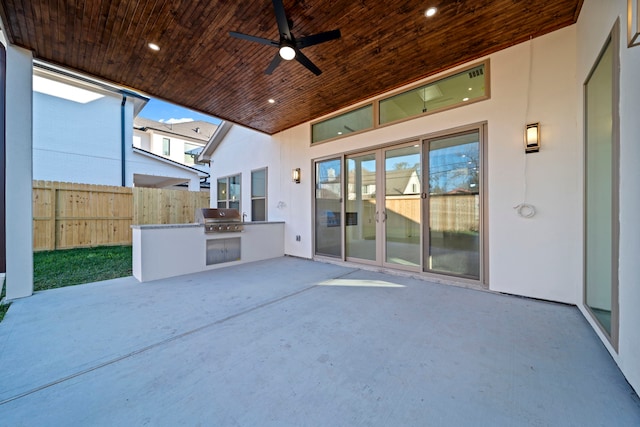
[229,0,341,76]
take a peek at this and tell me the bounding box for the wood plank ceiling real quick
[0,0,582,135]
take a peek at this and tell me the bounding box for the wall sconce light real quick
[292,168,301,183]
[629,0,640,47]
[525,123,540,153]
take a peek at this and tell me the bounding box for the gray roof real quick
[134,117,218,143]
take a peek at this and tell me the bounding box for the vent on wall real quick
[468,68,484,78]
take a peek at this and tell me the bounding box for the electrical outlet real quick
[296,235,301,241]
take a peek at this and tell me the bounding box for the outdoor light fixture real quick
[292,168,301,183]
[525,123,540,153]
[279,45,296,60]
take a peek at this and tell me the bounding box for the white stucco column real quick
[5,44,33,300]
[188,177,200,191]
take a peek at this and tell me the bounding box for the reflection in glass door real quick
[345,153,378,262]
[584,32,618,343]
[425,132,481,279]
[315,158,342,257]
[384,145,421,267]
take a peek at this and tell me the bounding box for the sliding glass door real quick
[315,158,342,257]
[424,131,481,279]
[314,127,485,284]
[584,30,618,345]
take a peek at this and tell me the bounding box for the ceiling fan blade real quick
[265,52,283,75]
[295,50,322,76]
[297,29,341,49]
[229,31,279,47]
[272,0,293,40]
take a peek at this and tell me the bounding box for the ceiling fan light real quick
[279,45,296,60]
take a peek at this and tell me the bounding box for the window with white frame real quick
[217,174,241,211]
[162,137,170,156]
[251,168,267,221]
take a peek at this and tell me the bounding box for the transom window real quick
[379,63,487,125]
[311,104,373,144]
[310,61,489,145]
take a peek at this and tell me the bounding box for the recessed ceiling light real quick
[463,97,469,101]
[148,43,160,51]
[425,7,437,18]
[468,87,473,91]
[268,99,275,104]
[337,131,343,135]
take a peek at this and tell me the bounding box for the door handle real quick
[375,211,379,223]
[382,210,388,222]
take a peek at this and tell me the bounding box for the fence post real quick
[51,187,57,250]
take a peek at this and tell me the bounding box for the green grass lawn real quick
[34,245,133,292]
[0,302,9,322]
[0,246,132,322]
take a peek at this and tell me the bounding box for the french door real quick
[344,143,422,270]
[314,126,485,283]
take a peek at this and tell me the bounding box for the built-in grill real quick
[196,208,244,233]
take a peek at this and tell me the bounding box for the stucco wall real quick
[211,29,581,305]
[266,26,580,305]
[33,85,205,190]
[33,90,127,186]
[208,124,288,218]
[5,44,34,299]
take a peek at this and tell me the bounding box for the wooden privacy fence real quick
[33,181,210,251]
[132,187,209,225]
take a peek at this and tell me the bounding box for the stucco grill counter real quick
[132,213,284,282]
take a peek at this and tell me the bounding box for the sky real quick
[138,98,221,125]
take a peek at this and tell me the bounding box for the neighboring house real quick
[133,117,217,174]
[32,65,209,191]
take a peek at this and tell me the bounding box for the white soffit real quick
[33,75,105,104]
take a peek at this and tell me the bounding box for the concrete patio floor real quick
[0,257,638,426]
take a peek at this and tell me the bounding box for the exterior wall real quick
[33,83,203,190]
[33,90,126,186]
[5,44,33,299]
[146,131,207,171]
[576,0,640,395]
[128,150,203,191]
[208,125,286,220]
[132,131,151,151]
[269,26,580,305]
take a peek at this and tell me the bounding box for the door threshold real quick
[314,256,489,293]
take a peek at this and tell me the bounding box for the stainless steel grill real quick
[196,208,244,233]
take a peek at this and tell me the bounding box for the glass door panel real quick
[345,153,378,262]
[315,158,342,257]
[384,145,421,267]
[426,132,480,279]
[585,37,616,338]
